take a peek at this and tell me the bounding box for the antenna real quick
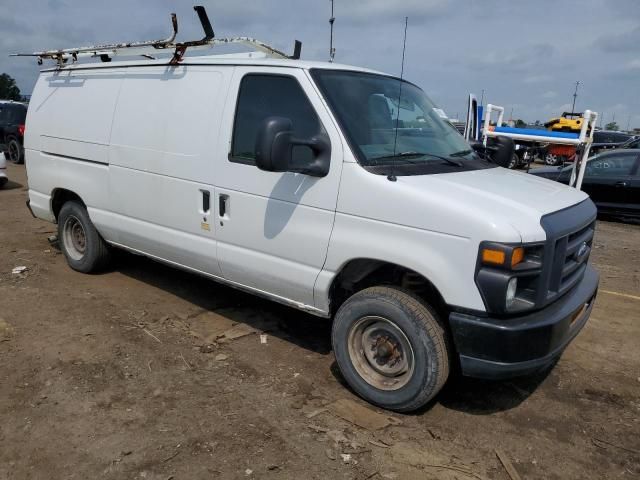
[388,16,408,182]
[329,0,336,62]
[571,81,580,113]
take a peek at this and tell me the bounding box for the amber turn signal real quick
[481,248,506,266]
[511,247,525,267]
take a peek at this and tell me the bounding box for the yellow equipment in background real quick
[544,112,584,133]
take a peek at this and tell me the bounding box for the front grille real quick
[550,221,595,295]
[539,200,597,307]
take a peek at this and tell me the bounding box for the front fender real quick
[314,212,485,314]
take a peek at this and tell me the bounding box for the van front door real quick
[214,68,343,310]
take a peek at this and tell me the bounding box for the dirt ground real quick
[1,162,639,480]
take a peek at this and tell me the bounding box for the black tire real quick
[332,286,450,412]
[0,177,7,189]
[6,138,24,164]
[507,153,518,169]
[545,153,563,166]
[57,201,111,273]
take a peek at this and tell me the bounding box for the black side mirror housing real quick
[469,136,515,168]
[487,136,515,168]
[255,117,331,177]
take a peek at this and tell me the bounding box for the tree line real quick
[0,73,23,101]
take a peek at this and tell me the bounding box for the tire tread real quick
[332,285,450,412]
[58,201,111,273]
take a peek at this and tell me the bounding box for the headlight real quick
[506,277,518,309]
[476,241,544,314]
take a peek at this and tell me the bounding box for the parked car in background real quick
[590,130,636,155]
[0,101,28,164]
[530,149,640,218]
[541,131,638,166]
[0,151,7,188]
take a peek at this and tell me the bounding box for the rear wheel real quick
[58,201,111,273]
[0,177,7,189]
[332,286,450,412]
[508,153,518,169]
[545,153,564,166]
[6,138,24,164]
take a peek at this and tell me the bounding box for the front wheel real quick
[58,201,111,273]
[332,286,450,412]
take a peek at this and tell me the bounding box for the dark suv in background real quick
[590,130,637,155]
[0,101,28,164]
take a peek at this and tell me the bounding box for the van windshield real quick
[310,69,494,175]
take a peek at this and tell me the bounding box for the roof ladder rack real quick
[10,6,302,67]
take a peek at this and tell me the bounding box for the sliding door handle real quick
[201,190,211,213]
[219,194,229,219]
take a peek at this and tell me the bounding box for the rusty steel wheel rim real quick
[347,315,415,391]
[63,215,86,261]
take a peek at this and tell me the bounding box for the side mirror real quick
[255,116,331,177]
[469,137,514,168]
[487,136,515,168]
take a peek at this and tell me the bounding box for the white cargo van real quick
[23,40,599,412]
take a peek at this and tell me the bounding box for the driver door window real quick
[230,74,321,166]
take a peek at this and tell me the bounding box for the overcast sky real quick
[1,0,638,128]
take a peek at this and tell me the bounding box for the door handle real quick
[219,194,229,219]
[615,181,628,187]
[201,190,211,213]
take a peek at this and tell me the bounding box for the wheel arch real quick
[327,258,449,321]
[51,188,85,221]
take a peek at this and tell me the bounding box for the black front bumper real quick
[449,265,599,380]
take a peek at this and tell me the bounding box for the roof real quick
[42,52,389,77]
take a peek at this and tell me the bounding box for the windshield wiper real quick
[370,151,463,167]
[450,149,473,157]
[371,152,425,161]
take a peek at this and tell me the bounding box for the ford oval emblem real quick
[576,242,588,262]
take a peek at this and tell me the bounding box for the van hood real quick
[397,167,589,242]
[426,167,586,214]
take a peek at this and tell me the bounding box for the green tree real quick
[0,73,22,101]
[515,119,527,128]
[604,121,619,131]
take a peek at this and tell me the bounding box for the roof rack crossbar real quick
[11,12,179,66]
[10,6,301,66]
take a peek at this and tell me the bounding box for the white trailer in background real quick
[482,104,599,191]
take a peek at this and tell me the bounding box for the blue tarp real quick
[494,126,579,139]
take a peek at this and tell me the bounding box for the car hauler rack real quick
[10,5,302,67]
[482,104,598,191]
